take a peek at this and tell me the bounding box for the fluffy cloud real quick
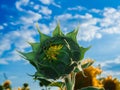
[101,70,120,79]
[100,7,120,34]
[52,13,101,41]
[0,25,4,30]
[98,56,120,67]
[15,0,29,11]
[89,8,101,13]
[20,10,42,24]
[39,0,52,5]
[0,60,8,64]
[94,56,120,79]
[51,6,120,41]
[39,0,61,8]
[68,6,86,11]
[2,2,120,65]
[39,6,52,15]
[0,24,37,64]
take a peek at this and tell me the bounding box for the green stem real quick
[64,72,76,90]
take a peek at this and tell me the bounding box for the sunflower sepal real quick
[66,26,79,43]
[37,25,51,43]
[52,22,64,37]
[27,42,40,52]
[79,46,91,60]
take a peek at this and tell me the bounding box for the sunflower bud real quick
[19,23,90,80]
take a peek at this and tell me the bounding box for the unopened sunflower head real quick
[74,66,103,90]
[102,76,120,90]
[19,23,90,80]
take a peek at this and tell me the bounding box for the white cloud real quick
[90,8,101,13]
[100,7,120,34]
[39,23,50,34]
[97,56,120,67]
[0,25,4,30]
[20,10,42,24]
[39,0,52,5]
[34,4,40,10]
[15,0,29,11]
[0,24,38,64]
[52,7,120,41]
[101,70,120,79]
[55,13,72,20]
[68,6,86,11]
[94,56,120,79]
[39,6,52,15]
[53,13,101,41]
[3,23,8,26]
[52,2,61,8]
[30,1,34,5]
[0,38,11,56]
[39,0,61,8]
[0,60,8,64]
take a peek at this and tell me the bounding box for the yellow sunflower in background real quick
[74,59,103,90]
[102,76,120,90]
[2,80,11,89]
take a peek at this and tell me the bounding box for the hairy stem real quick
[64,72,76,90]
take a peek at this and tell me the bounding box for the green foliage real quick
[80,86,105,90]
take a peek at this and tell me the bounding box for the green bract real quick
[19,23,90,80]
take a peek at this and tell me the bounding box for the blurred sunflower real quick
[74,60,103,90]
[102,76,120,90]
[2,80,12,90]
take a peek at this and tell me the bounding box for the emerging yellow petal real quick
[46,44,63,60]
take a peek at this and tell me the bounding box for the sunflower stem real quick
[64,72,76,90]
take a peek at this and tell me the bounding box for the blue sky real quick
[1,0,120,89]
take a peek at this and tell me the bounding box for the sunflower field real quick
[1,23,120,90]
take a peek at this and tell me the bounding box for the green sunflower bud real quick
[19,23,90,80]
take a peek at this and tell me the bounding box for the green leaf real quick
[81,60,94,69]
[66,28,79,43]
[80,86,105,90]
[50,81,65,88]
[36,25,51,43]
[52,22,64,36]
[28,42,40,52]
[38,78,52,87]
[79,46,91,60]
